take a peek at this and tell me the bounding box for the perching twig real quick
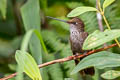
[0,43,118,80]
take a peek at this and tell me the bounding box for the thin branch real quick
[96,0,104,32]
[0,43,118,80]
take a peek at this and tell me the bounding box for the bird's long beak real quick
[46,16,68,23]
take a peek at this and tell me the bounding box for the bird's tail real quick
[75,59,95,76]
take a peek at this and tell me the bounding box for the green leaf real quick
[20,0,42,64]
[0,0,7,19]
[21,0,40,30]
[21,30,33,51]
[15,50,42,80]
[71,51,120,74]
[103,0,115,10]
[101,70,120,79]
[21,29,48,54]
[67,7,98,17]
[83,29,120,50]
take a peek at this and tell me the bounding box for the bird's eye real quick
[75,22,78,24]
[71,22,78,24]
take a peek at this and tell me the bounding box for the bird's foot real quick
[75,53,79,56]
[83,51,88,56]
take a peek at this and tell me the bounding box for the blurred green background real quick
[0,0,120,80]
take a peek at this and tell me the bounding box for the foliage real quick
[20,0,42,64]
[83,29,120,50]
[71,51,120,74]
[67,7,98,17]
[15,50,42,80]
[103,0,115,10]
[101,70,120,79]
[0,0,120,80]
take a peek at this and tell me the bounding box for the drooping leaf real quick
[67,7,98,17]
[103,0,115,10]
[15,50,42,80]
[0,0,7,19]
[101,70,120,79]
[83,29,120,50]
[21,30,33,51]
[34,30,48,54]
[71,51,120,74]
[21,29,48,54]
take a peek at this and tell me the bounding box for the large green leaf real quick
[20,0,41,64]
[67,7,98,17]
[103,0,115,10]
[71,51,120,74]
[0,0,7,19]
[83,29,120,50]
[21,0,40,30]
[101,70,120,79]
[15,50,42,80]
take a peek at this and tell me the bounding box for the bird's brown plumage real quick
[69,17,94,76]
[46,16,94,76]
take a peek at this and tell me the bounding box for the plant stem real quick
[102,15,120,47]
[96,0,107,47]
[0,43,118,80]
[97,0,120,48]
[97,0,103,13]
[102,14,111,30]
[96,0,104,32]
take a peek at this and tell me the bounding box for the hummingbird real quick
[46,16,94,75]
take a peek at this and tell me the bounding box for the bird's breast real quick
[70,31,84,43]
[70,29,85,53]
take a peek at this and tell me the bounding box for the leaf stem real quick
[102,14,111,30]
[97,0,120,48]
[97,0,103,13]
